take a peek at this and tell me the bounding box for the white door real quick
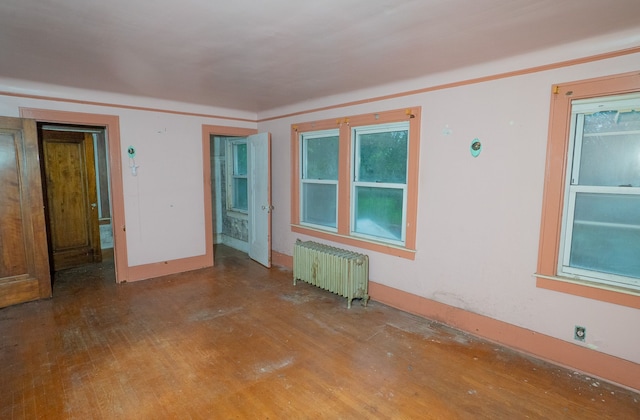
[247,132,272,267]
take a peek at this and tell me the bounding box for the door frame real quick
[20,108,128,283]
[202,124,257,264]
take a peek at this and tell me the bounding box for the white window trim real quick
[350,121,409,246]
[558,93,640,291]
[299,129,340,231]
[226,138,248,214]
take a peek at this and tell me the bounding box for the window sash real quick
[301,129,339,181]
[559,94,640,290]
[300,179,338,230]
[228,139,248,213]
[299,129,339,229]
[351,181,407,244]
[560,186,640,289]
[351,122,409,245]
[232,142,247,176]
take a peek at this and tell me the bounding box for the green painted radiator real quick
[293,240,369,308]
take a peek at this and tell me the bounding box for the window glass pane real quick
[234,143,247,176]
[233,178,248,211]
[354,186,403,241]
[302,183,337,228]
[578,110,640,187]
[304,135,339,180]
[357,130,407,183]
[569,193,640,279]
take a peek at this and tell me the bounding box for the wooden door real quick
[247,132,272,267]
[0,117,51,308]
[42,130,102,271]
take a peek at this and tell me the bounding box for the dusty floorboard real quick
[0,245,638,419]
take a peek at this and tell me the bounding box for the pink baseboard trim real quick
[253,251,639,390]
[369,282,640,392]
[272,251,293,269]
[125,254,212,283]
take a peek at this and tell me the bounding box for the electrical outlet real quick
[574,326,586,342]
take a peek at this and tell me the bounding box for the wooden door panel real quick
[42,131,102,271]
[0,132,29,277]
[0,117,51,308]
[44,140,90,249]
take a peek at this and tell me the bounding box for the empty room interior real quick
[1,0,639,418]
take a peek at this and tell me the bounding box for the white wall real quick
[257,38,640,364]
[0,81,256,267]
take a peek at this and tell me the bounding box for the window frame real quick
[226,138,248,214]
[557,94,640,290]
[536,71,640,308]
[299,129,340,231]
[351,122,410,245]
[291,107,421,260]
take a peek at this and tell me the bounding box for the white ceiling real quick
[1,0,639,113]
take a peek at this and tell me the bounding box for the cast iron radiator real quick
[293,240,369,308]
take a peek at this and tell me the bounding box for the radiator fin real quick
[293,240,369,308]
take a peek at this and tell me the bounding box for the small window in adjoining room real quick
[351,122,409,245]
[228,139,248,212]
[558,93,640,290]
[300,129,339,230]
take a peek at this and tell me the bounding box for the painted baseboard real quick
[272,250,293,269]
[369,282,639,392]
[271,252,639,391]
[126,253,213,283]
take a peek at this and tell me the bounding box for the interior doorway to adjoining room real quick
[37,123,115,283]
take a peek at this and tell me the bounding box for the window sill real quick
[291,224,416,260]
[226,209,248,219]
[535,273,640,309]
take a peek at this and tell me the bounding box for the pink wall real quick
[0,81,256,279]
[257,39,640,388]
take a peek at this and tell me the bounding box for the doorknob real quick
[261,205,274,213]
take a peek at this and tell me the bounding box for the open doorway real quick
[37,123,115,283]
[203,125,271,268]
[211,135,250,253]
[20,108,127,284]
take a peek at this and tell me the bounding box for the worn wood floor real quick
[1,245,638,419]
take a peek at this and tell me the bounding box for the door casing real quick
[202,125,260,265]
[20,108,128,283]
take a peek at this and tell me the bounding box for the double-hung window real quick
[559,93,640,290]
[228,139,248,212]
[300,129,339,230]
[352,122,409,244]
[292,107,421,259]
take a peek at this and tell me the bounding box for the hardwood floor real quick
[1,245,638,419]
